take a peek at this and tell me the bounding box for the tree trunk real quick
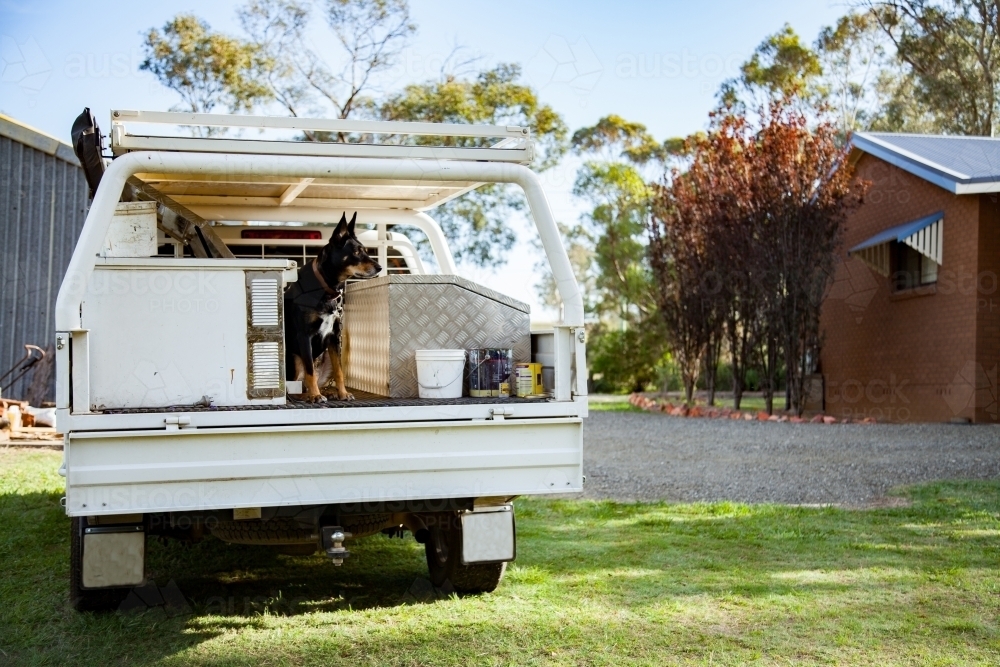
[704,336,721,407]
[788,344,809,417]
[761,333,779,415]
[728,318,752,412]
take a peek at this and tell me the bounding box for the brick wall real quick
[820,153,981,422]
[975,195,1000,422]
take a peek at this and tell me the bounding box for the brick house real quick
[820,133,1000,423]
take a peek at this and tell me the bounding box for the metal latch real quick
[490,408,513,421]
[322,526,351,566]
[164,416,192,431]
[84,525,144,534]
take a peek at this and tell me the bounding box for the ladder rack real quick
[110,110,535,164]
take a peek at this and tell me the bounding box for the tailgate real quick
[64,418,583,516]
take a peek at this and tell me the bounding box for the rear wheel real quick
[69,517,132,612]
[424,514,506,594]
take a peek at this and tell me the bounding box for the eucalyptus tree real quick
[140,15,271,125]
[140,0,567,267]
[864,0,1000,136]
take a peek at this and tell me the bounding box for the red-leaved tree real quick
[651,100,865,414]
[751,102,864,414]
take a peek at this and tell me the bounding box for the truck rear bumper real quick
[65,418,582,516]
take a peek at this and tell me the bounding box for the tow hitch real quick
[321,526,351,565]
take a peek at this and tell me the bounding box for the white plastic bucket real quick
[415,349,466,399]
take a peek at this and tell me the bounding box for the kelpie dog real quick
[284,212,381,401]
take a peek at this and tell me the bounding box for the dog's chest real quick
[316,294,344,341]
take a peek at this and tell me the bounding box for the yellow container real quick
[514,363,544,397]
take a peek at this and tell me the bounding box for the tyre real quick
[424,513,507,594]
[69,517,132,612]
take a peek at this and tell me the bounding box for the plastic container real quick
[415,349,466,399]
[6,404,21,431]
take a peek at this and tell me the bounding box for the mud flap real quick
[460,505,515,564]
[82,526,145,588]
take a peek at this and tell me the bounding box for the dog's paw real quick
[337,392,355,401]
[301,393,327,403]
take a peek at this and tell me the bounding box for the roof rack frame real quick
[110,110,535,164]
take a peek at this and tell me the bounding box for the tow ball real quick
[321,526,351,565]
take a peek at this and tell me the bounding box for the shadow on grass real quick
[143,531,433,617]
[2,457,999,665]
[0,486,439,665]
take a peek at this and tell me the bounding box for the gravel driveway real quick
[582,410,1000,506]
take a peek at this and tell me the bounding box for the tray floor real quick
[100,390,551,414]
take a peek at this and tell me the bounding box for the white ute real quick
[57,110,587,610]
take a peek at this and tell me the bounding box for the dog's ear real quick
[347,211,357,236]
[331,212,348,243]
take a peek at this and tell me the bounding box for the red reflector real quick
[241,230,322,240]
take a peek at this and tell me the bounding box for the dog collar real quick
[311,259,339,296]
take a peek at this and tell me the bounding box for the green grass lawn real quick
[2,447,999,666]
[591,395,778,414]
[587,400,644,413]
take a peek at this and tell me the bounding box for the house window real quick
[892,240,938,291]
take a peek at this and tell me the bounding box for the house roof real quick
[0,113,80,166]
[852,132,1000,195]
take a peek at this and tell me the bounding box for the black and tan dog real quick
[284,212,381,401]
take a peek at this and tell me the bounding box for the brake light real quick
[241,230,322,240]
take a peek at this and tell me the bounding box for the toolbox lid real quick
[345,274,530,314]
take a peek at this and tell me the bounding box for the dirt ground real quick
[582,409,1000,505]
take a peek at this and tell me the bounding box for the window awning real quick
[849,211,943,276]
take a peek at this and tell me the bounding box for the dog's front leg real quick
[326,345,354,401]
[298,333,326,403]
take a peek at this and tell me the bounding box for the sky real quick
[1,0,845,317]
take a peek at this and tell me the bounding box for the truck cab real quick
[58,110,587,610]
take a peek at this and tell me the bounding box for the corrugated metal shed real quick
[0,113,89,401]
